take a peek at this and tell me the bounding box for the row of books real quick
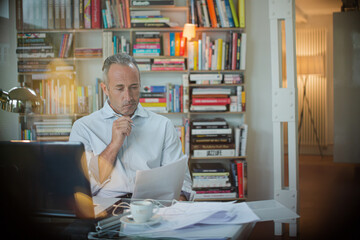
[58,33,74,58]
[190,86,245,112]
[139,84,184,113]
[32,77,106,114]
[188,32,246,71]
[16,0,130,30]
[191,161,247,200]
[190,0,245,28]
[190,118,248,157]
[102,32,129,59]
[18,60,75,73]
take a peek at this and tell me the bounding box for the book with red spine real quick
[235,160,245,198]
[206,0,218,28]
[192,98,231,105]
[91,0,101,28]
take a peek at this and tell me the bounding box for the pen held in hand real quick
[113,113,135,127]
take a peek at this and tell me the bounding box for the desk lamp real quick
[0,86,43,114]
[297,55,324,157]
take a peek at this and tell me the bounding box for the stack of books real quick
[190,87,232,112]
[189,73,223,85]
[189,0,245,28]
[33,118,73,142]
[133,32,161,57]
[191,118,235,157]
[17,33,54,58]
[139,85,167,113]
[74,48,102,58]
[151,58,185,71]
[135,58,151,71]
[224,73,244,84]
[18,60,51,73]
[112,35,130,55]
[230,159,247,199]
[191,162,237,200]
[130,10,170,28]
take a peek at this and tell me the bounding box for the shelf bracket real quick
[269,0,299,237]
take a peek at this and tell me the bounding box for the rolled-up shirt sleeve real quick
[69,121,110,196]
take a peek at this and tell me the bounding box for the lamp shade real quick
[182,23,196,40]
[0,87,43,114]
[297,55,325,76]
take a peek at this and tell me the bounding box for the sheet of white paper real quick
[132,155,188,200]
[120,201,260,236]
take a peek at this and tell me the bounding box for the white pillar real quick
[269,0,299,237]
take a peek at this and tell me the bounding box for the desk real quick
[88,198,298,240]
[25,199,297,240]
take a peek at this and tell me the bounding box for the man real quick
[69,53,192,200]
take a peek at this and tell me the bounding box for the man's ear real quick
[100,82,109,97]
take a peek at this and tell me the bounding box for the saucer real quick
[120,214,162,226]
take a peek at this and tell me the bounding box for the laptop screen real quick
[0,141,94,219]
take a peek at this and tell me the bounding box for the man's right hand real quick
[110,116,134,148]
[98,116,133,183]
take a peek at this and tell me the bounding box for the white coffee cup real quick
[130,200,159,223]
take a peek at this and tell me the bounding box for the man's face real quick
[102,63,140,116]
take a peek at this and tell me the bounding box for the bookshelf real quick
[15,0,247,202]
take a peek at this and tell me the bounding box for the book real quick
[190,105,227,112]
[193,149,235,157]
[194,192,237,199]
[238,0,245,28]
[84,0,91,28]
[91,0,101,28]
[131,0,175,6]
[192,98,231,105]
[192,143,235,149]
[192,88,231,95]
[192,137,232,144]
[191,127,232,135]
[191,162,227,173]
[206,0,217,27]
[192,118,227,126]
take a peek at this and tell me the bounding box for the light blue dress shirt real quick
[69,100,193,198]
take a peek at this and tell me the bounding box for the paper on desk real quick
[132,155,187,200]
[120,201,260,236]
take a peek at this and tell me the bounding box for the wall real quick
[0,0,19,141]
[296,14,334,154]
[246,0,274,200]
[333,11,360,163]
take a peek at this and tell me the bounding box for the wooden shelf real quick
[189,111,245,115]
[190,156,246,160]
[189,83,244,87]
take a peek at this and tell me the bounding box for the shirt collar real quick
[101,100,148,120]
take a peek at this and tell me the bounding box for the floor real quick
[248,155,360,240]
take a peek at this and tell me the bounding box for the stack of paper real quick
[120,201,260,238]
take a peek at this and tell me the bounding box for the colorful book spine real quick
[238,0,245,28]
[91,0,101,28]
[207,0,218,28]
[84,0,91,28]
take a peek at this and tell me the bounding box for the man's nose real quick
[124,88,132,101]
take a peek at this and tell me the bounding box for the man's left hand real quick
[179,194,187,201]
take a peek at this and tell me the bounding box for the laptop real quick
[0,141,95,219]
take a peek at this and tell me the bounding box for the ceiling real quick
[295,0,343,22]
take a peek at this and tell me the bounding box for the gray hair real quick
[102,53,141,86]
